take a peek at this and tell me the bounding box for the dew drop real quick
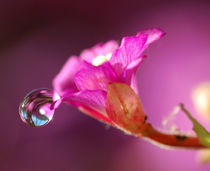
[19,89,55,127]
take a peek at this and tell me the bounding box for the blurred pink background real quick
[1,0,210,170]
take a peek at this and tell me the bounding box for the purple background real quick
[1,0,210,170]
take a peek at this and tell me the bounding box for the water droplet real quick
[19,89,55,127]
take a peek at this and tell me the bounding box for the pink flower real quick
[20,28,210,149]
[53,29,165,125]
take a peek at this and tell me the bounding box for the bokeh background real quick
[1,0,210,170]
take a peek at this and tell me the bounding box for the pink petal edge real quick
[53,56,80,96]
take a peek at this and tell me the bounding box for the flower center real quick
[92,52,112,66]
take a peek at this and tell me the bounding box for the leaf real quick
[180,104,210,147]
[106,83,146,134]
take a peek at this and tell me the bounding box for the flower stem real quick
[140,123,205,148]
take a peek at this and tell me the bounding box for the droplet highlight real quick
[19,89,55,127]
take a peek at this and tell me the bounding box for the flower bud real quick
[106,83,146,134]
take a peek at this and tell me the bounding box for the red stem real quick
[140,123,205,148]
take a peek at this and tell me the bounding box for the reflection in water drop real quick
[19,89,55,127]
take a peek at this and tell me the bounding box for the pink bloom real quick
[53,29,165,124]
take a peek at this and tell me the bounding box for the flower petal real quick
[78,106,113,124]
[74,61,117,91]
[80,40,119,63]
[63,90,107,117]
[123,57,146,93]
[53,56,80,96]
[110,34,148,76]
[138,28,165,46]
